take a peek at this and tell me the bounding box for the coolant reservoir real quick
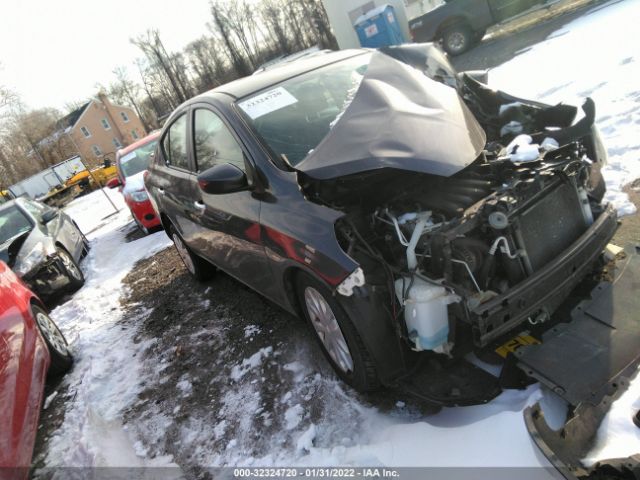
[394,277,459,352]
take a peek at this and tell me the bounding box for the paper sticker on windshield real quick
[239,87,298,119]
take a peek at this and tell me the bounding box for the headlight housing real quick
[14,241,56,277]
[130,190,149,203]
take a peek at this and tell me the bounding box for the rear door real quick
[148,111,201,245]
[188,105,271,291]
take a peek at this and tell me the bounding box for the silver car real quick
[0,198,88,299]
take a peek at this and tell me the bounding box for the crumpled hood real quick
[0,229,36,268]
[122,171,146,195]
[295,51,486,180]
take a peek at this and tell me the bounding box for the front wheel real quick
[296,273,380,392]
[170,228,215,281]
[33,305,73,376]
[57,247,84,292]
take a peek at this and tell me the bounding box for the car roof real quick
[0,198,30,214]
[117,131,161,158]
[199,49,369,100]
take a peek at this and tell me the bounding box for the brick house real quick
[57,93,147,164]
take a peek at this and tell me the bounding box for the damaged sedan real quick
[0,198,88,299]
[146,44,639,440]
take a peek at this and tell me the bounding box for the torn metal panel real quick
[296,51,486,180]
[516,245,640,407]
[522,245,640,478]
[525,398,640,480]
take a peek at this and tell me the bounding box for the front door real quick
[188,106,271,291]
[152,112,201,245]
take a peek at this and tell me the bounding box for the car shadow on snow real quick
[116,247,439,471]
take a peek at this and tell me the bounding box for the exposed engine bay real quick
[300,71,614,359]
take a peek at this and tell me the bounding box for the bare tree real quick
[209,0,251,77]
[132,30,191,105]
[110,66,152,131]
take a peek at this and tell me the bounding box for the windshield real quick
[238,53,371,166]
[0,205,32,245]
[120,140,158,178]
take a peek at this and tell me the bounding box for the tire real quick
[57,247,84,292]
[296,273,380,392]
[442,24,474,56]
[32,305,73,376]
[170,227,215,282]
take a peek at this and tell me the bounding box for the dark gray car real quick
[0,198,88,299]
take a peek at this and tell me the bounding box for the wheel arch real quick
[436,15,472,39]
[285,264,410,385]
[159,212,173,239]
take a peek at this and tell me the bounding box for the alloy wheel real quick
[35,312,69,357]
[447,32,466,53]
[304,286,354,373]
[59,250,82,281]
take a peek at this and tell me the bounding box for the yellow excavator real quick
[65,159,118,192]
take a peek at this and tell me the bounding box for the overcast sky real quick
[0,0,213,111]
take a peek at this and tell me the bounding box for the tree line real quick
[0,0,336,189]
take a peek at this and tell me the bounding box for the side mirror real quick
[42,209,59,224]
[197,163,248,195]
[107,177,122,189]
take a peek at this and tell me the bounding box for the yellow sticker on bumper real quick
[495,333,540,358]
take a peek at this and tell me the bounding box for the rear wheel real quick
[296,273,380,392]
[33,305,73,376]
[442,24,474,56]
[170,227,215,281]
[57,247,84,292]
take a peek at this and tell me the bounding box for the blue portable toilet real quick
[354,4,405,48]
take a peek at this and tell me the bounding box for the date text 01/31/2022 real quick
[232,468,400,478]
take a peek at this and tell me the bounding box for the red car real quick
[0,261,72,475]
[109,132,162,234]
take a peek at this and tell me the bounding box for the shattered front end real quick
[297,46,638,410]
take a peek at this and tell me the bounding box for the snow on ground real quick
[36,2,640,475]
[490,0,640,216]
[37,189,171,470]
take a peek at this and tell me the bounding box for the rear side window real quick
[193,109,245,172]
[162,114,189,170]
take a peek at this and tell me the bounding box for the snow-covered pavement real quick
[490,0,640,217]
[35,1,640,476]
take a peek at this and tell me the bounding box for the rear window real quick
[237,53,371,166]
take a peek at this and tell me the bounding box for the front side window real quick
[237,53,371,166]
[101,118,111,130]
[0,205,33,244]
[120,140,158,178]
[194,109,245,172]
[120,111,130,122]
[162,114,189,170]
[80,126,91,138]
